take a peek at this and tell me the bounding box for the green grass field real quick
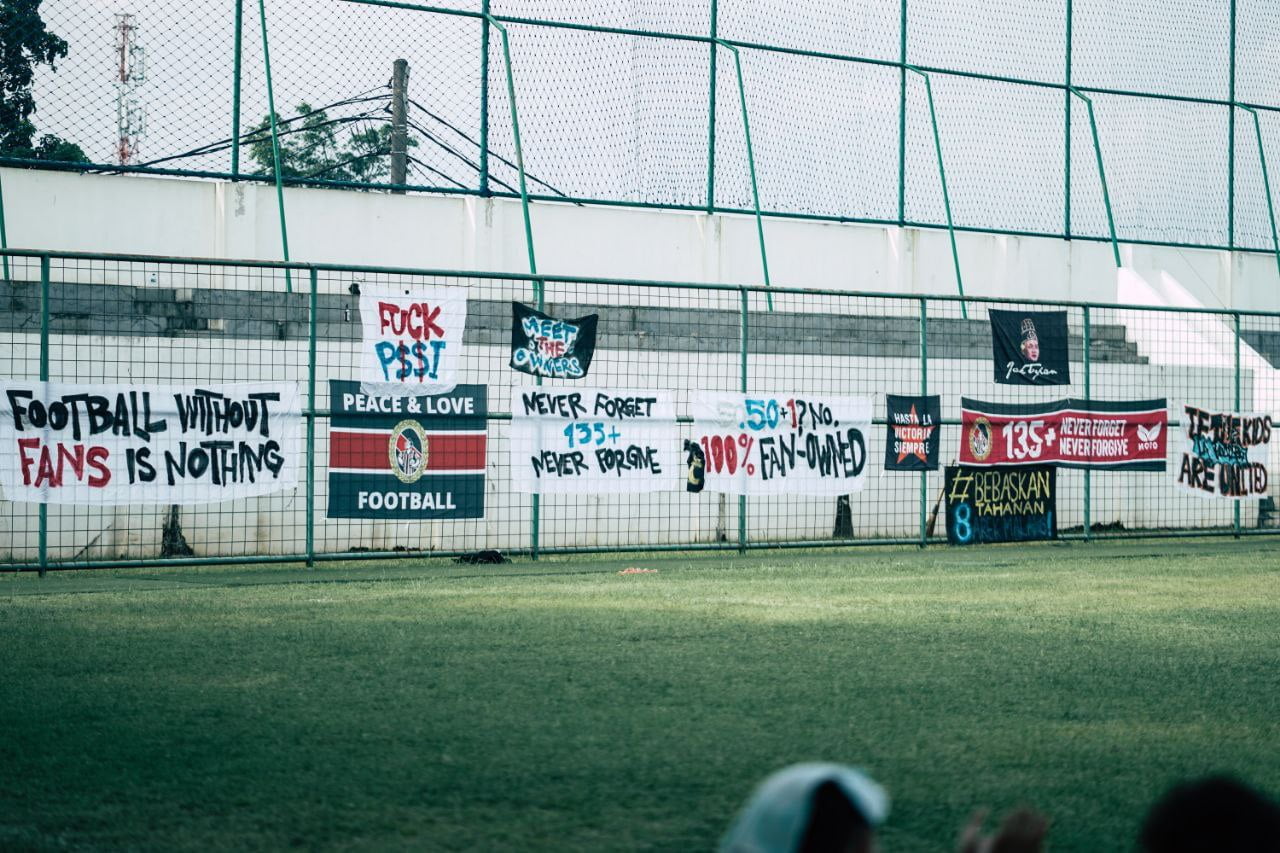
[2,539,1278,851]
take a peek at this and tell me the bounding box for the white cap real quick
[719,762,890,853]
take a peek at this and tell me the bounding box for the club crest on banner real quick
[968,416,993,461]
[388,419,429,484]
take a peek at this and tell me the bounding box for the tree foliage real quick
[0,0,87,161]
[249,103,412,186]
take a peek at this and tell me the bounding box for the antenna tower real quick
[114,13,146,165]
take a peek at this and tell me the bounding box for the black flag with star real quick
[884,394,940,471]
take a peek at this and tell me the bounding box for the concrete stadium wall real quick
[4,168,1280,311]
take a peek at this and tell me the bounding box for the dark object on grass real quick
[160,505,194,557]
[958,807,1049,853]
[832,495,854,539]
[1139,775,1280,853]
[720,763,887,853]
[454,550,507,565]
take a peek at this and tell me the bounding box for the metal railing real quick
[2,248,1278,573]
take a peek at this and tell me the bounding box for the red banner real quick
[960,398,1167,470]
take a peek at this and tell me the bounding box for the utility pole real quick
[390,58,409,191]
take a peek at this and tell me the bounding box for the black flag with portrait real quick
[990,309,1071,385]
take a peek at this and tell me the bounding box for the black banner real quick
[990,309,1071,386]
[326,381,487,519]
[510,302,599,380]
[945,464,1057,545]
[884,394,940,471]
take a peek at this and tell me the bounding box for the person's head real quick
[720,763,888,853]
[1019,318,1040,362]
[1139,775,1280,853]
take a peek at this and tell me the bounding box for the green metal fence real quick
[7,1,1280,258]
[2,248,1279,573]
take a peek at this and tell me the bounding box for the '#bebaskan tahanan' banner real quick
[510,387,678,493]
[945,464,1057,545]
[359,285,468,398]
[960,397,1167,470]
[326,381,487,519]
[1174,403,1271,499]
[691,393,871,495]
[0,381,300,504]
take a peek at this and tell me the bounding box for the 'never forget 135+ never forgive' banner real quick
[0,381,301,504]
[960,397,1167,470]
[510,386,678,493]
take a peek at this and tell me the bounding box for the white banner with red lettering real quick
[359,285,468,397]
[691,393,872,495]
[0,381,301,505]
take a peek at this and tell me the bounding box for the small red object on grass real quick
[618,567,658,575]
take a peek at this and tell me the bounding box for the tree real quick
[0,0,87,161]
[249,103,411,186]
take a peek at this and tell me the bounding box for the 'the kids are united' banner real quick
[0,381,300,504]
[945,464,1057,545]
[510,387,678,493]
[691,393,871,495]
[326,381,486,519]
[989,309,1071,385]
[1175,403,1272,499]
[960,397,1167,470]
[884,394,940,471]
[359,285,468,398]
[509,302,599,380]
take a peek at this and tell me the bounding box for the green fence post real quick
[487,15,542,559]
[38,255,49,576]
[919,297,928,547]
[479,0,491,196]
[1228,0,1236,249]
[897,0,907,226]
[716,41,773,311]
[1234,311,1241,538]
[739,285,749,553]
[257,0,292,293]
[706,0,718,214]
[1068,88,1121,268]
[0,170,9,283]
[306,268,317,568]
[487,17,539,291]
[1064,0,1072,239]
[1240,107,1280,280]
[231,0,243,178]
[1082,305,1091,541]
[905,67,966,318]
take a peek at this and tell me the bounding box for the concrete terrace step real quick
[1,279,1148,365]
[1242,330,1280,369]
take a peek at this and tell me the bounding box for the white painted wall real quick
[6,168,1280,310]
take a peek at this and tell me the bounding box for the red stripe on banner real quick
[959,405,1166,467]
[330,431,486,471]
